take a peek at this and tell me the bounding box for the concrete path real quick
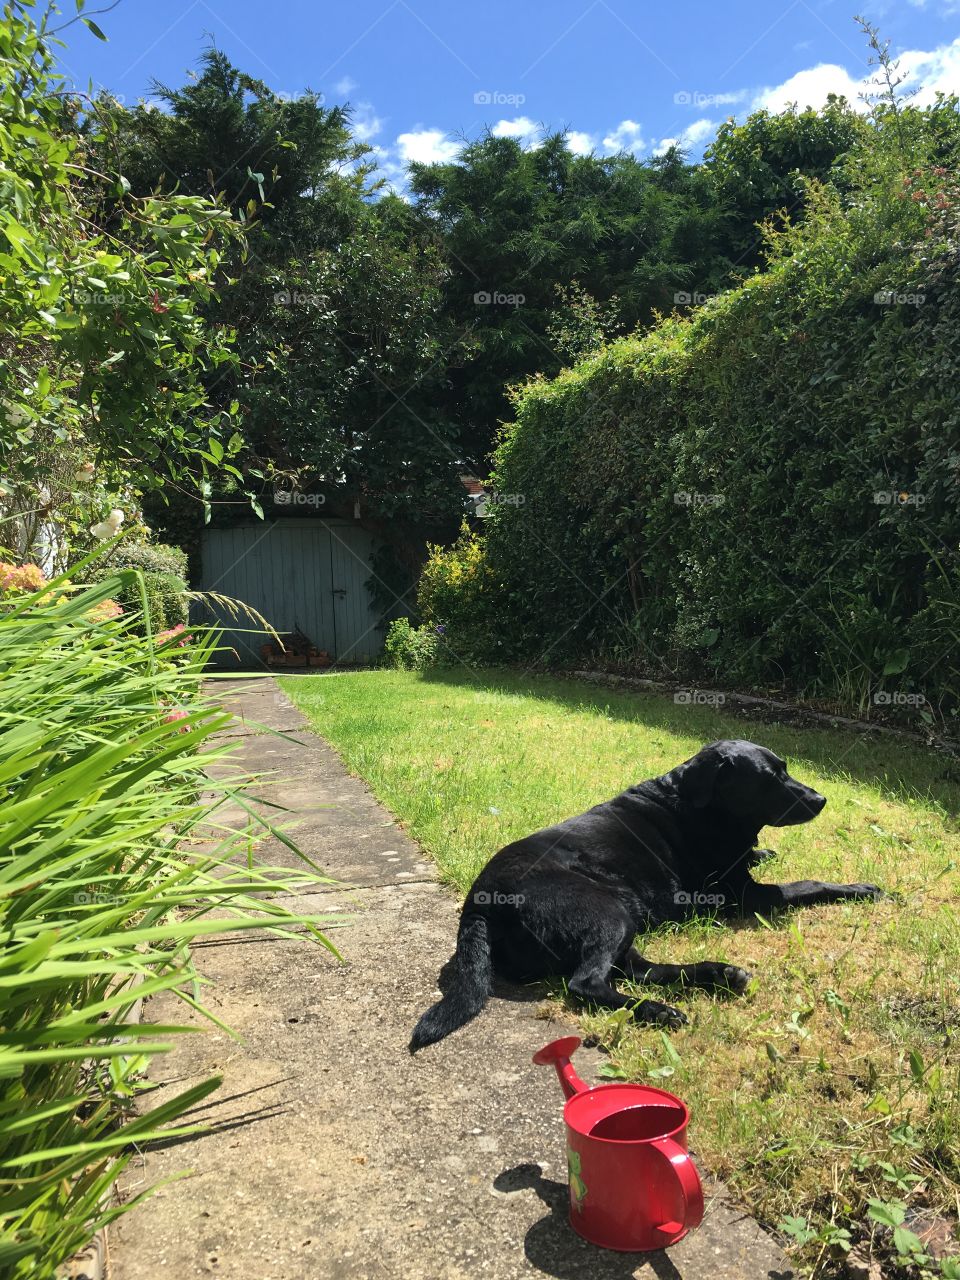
[109,676,794,1280]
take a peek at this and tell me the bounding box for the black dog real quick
[410,739,881,1051]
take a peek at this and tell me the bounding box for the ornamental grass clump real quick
[0,567,339,1279]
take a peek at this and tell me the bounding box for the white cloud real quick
[351,102,383,142]
[654,117,718,156]
[491,115,542,145]
[753,37,960,113]
[565,130,595,155]
[395,128,461,165]
[335,76,358,96]
[900,37,960,104]
[601,119,647,155]
[753,62,863,112]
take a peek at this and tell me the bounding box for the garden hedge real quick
[421,160,960,720]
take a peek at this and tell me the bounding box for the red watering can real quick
[533,1035,704,1252]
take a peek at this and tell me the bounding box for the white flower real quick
[77,462,95,483]
[89,508,124,540]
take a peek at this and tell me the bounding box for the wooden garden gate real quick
[199,518,384,665]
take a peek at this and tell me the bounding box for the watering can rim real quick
[533,1034,691,1140]
[564,1085,690,1143]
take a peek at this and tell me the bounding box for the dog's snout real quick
[796,786,826,817]
[771,781,827,826]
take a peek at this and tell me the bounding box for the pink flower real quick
[89,598,124,621]
[156,624,190,647]
[162,708,190,732]
[0,562,47,595]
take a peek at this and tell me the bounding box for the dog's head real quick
[668,739,826,828]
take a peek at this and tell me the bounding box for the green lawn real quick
[281,667,960,1276]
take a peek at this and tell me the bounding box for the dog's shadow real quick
[494,1163,684,1279]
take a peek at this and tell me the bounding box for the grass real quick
[281,667,960,1277]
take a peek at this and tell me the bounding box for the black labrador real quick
[410,739,881,1051]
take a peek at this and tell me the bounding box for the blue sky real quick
[60,0,960,186]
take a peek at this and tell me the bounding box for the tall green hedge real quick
[422,150,960,718]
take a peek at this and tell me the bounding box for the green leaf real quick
[881,649,910,676]
[868,1198,906,1228]
[908,1047,926,1085]
[82,16,107,39]
[892,1226,925,1257]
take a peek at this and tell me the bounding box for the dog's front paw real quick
[848,883,884,900]
[721,965,752,994]
[750,847,778,865]
[633,998,687,1030]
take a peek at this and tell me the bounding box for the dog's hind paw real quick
[633,998,687,1030]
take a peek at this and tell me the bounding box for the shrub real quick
[383,616,444,670]
[101,540,190,580]
[0,567,336,1278]
[416,524,502,663]
[87,543,190,635]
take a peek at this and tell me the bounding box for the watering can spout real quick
[532,1036,588,1100]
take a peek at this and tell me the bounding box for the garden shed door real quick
[199,518,383,665]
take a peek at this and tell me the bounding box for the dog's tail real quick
[409,914,492,1052]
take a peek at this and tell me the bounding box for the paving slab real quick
[109,676,794,1280]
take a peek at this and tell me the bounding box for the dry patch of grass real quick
[283,668,960,1277]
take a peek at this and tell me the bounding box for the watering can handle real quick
[650,1137,704,1237]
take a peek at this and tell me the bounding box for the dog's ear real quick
[677,743,729,809]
